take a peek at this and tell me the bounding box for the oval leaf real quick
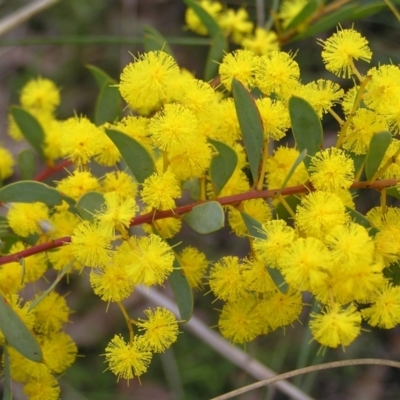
[285,0,318,31]
[183,177,201,201]
[232,79,264,184]
[208,139,238,195]
[184,201,224,234]
[365,131,392,181]
[289,96,323,169]
[144,25,174,55]
[86,64,115,88]
[183,0,221,37]
[293,4,358,41]
[94,83,121,125]
[168,258,193,322]
[76,192,105,221]
[105,129,156,184]
[3,346,12,400]
[0,181,61,205]
[18,149,36,180]
[387,186,400,200]
[0,294,42,362]
[241,211,265,239]
[10,107,45,159]
[204,32,228,81]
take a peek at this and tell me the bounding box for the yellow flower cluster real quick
[4,15,400,394]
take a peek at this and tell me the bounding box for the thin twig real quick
[134,286,314,400]
[0,0,60,37]
[210,358,400,400]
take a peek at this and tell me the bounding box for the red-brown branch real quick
[0,178,398,265]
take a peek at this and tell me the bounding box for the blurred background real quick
[1,1,400,399]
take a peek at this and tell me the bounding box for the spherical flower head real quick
[219,7,254,45]
[148,103,198,155]
[119,51,180,111]
[56,170,99,200]
[178,246,208,289]
[279,0,308,29]
[101,170,138,200]
[241,27,279,56]
[23,373,60,400]
[219,50,259,91]
[255,51,300,97]
[227,198,272,238]
[60,116,103,165]
[104,334,152,382]
[32,291,70,334]
[209,256,247,302]
[266,146,309,189]
[69,221,113,268]
[302,79,344,117]
[185,0,223,36]
[310,304,362,348]
[362,282,400,328]
[123,234,175,286]
[8,242,47,284]
[296,191,349,239]
[218,296,262,343]
[143,214,182,239]
[90,263,135,302]
[168,139,212,181]
[137,307,179,352]
[7,202,49,237]
[141,170,181,211]
[325,222,374,267]
[256,97,290,140]
[364,64,400,112]
[279,237,332,292]
[0,147,14,180]
[309,148,355,192]
[342,108,388,155]
[257,290,303,330]
[210,169,250,198]
[96,191,138,234]
[94,131,121,167]
[253,220,296,268]
[214,98,242,145]
[318,27,372,78]
[20,77,60,114]
[242,257,277,294]
[41,332,77,374]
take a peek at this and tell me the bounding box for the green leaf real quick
[94,83,121,125]
[293,4,359,41]
[168,259,193,322]
[346,206,379,237]
[183,0,221,37]
[183,178,201,201]
[105,129,156,184]
[365,131,392,181]
[208,139,238,195]
[184,201,225,234]
[29,260,74,311]
[143,25,174,55]
[0,181,61,205]
[3,346,12,400]
[384,261,400,285]
[18,149,36,180]
[86,64,115,87]
[241,212,265,239]
[10,107,45,159]
[232,79,264,183]
[285,0,318,31]
[204,32,228,81]
[76,192,105,221]
[387,186,400,200]
[289,96,323,169]
[352,2,388,20]
[347,151,366,179]
[0,294,42,362]
[277,149,307,195]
